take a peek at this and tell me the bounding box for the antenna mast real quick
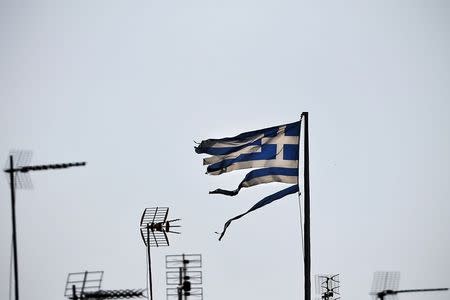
[140,207,181,300]
[315,274,341,300]
[370,271,448,300]
[4,150,86,300]
[166,254,203,300]
[64,270,146,300]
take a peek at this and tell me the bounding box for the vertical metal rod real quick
[182,254,187,300]
[302,112,311,300]
[178,267,182,300]
[9,156,19,300]
[80,270,88,296]
[72,284,78,300]
[146,225,153,300]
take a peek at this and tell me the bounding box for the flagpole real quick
[301,112,311,300]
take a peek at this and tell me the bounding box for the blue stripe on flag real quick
[283,144,299,160]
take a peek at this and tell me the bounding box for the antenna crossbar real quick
[5,162,86,173]
[83,289,146,299]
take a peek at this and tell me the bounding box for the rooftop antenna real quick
[315,274,340,300]
[4,150,86,300]
[370,271,448,300]
[140,207,180,300]
[166,254,203,300]
[64,270,146,300]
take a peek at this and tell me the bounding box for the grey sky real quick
[1,1,449,300]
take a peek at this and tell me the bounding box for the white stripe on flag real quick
[208,159,298,175]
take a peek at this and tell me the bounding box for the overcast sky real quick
[1,1,449,300]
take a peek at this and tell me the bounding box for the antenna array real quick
[315,274,340,300]
[166,254,203,300]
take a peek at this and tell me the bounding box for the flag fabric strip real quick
[210,167,298,196]
[217,184,299,240]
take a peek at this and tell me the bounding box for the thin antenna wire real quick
[296,115,304,260]
[297,193,305,259]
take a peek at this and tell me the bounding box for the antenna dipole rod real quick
[9,156,19,300]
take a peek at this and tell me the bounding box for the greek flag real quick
[195,120,301,240]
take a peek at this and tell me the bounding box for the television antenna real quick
[140,207,180,300]
[370,271,448,300]
[64,270,146,300]
[315,274,340,300]
[4,150,86,300]
[166,254,203,300]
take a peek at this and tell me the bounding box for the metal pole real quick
[80,270,88,297]
[178,267,182,300]
[182,254,187,300]
[72,284,78,300]
[302,112,311,300]
[9,156,19,300]
[146,225,153,300]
